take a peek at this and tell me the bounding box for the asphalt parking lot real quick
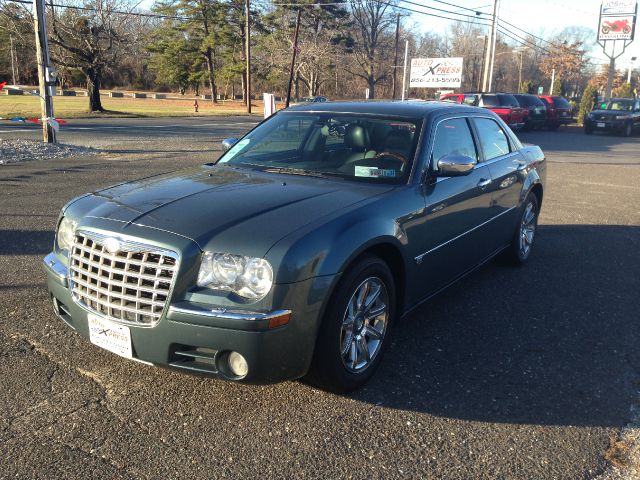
[1,120,639,479]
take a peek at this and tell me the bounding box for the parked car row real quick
[440,92,574,132]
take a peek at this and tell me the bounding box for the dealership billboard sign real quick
[409,57,463,88]
[598,1,637,41]
[601,0,636,15]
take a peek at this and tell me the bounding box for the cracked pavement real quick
[0,120,639,479]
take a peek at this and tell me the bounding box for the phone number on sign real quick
[411,77,462,84]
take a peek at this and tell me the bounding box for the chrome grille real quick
[69,232,178,325]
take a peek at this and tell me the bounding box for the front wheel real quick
[305,256,396,393]
[624,122,633,137]
[501,193,540,266]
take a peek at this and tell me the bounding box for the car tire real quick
[584,124,593,135]
[501,192,540,266]
[305,255,396,393]
[624,122,633,137]
[547,123,560,131]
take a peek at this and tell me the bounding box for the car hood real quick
[591,110,630,118]
[69,165,394,257]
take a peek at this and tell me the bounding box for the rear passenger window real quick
[463,95,477,106]
[431,118,477,166]
[474,118,511,161]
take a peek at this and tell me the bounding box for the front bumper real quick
[586,119,625,132]
[44,252,330,384]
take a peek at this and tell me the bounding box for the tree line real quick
[0,0,636,112]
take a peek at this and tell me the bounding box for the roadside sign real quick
[598,1,637,41]
[601,0,636,15]
[599,14,636,40]
[409,57,463,88]
[537,86,544,94]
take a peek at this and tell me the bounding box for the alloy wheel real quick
[519,201,536,259]
[340,277,388,373]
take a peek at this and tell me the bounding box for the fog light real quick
[228,351,248,377]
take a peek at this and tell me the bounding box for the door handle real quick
[477,178,492,188]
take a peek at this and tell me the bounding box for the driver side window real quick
[431,118,478,168]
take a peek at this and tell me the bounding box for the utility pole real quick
[245,0,251,113]
[477,35,487,92]
[550,67,556,95]
[401,40,409,101]
[33,0,56,143]
[285,9,301,108]
[482,0,498,92]
[392,13,400,99]
[515,47,527,93]
[487,0,499,92]
[10,35,17,86]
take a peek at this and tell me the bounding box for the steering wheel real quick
[373,151,408,166]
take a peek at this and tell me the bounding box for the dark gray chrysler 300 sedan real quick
[44,102,546,392]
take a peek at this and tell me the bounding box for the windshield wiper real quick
[262,167,343,179]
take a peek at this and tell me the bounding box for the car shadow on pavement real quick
[355,224,640,427]
[0,230,54,255]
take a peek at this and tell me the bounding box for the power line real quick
[498,17,554,47]
[398,0,489,21]
[497,25,550,54]
[4,0,192,21]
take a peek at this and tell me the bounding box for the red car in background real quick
[440,92,526,130]
[537,95,574,130]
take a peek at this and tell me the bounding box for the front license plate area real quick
[597,122,606,128]
[88,314,133,359]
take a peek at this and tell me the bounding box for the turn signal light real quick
[268,312,290,329]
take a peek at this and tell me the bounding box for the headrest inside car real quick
[345,125,370,150]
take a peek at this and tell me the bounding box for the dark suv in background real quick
[440,92,526,130]
[584,98,640,136]
[514,94,547,130]
[538,95,573,130]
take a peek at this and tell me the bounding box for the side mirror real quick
[221,138,238,151]
[436,154,477,177]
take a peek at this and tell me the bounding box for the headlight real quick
[56,216,76,251]
[197,252,273,299]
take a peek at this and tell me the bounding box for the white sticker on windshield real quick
[219,139,251,163]
[354,166,396,178]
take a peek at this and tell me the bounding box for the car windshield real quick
[497,94,519,107]
[481,95,499,106]
[552,97,571,109]
[603,100,634,111]
[216,112,422,184]
[514,95,544,107]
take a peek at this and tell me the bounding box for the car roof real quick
[284,100,479,118]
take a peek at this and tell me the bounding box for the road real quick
[1,118,640,479]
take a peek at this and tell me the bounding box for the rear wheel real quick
[501,192,539,266]
[584,124,593,135]
[305,256,396,393]
[547,122,560,131]
[624,121,633,137]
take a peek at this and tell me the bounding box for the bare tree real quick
[348,0,395,98]
[49,0,140,111]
